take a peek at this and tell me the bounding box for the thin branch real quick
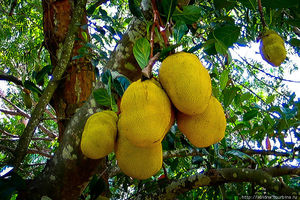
[258,0,266,28]
[236,148,298,157]
[163,148,297,159]
[0,109,20,116]
[236,54,300,84]
[11,0,87,170]
[1,129,53,141]
[0,73,23,86]
[0,144,52,158]
[163,148,204,159]
[0,93,26,114]
[141,52,160,79]
[0,102,57,139]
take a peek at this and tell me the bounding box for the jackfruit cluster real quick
[80,52,226,180]
[80,79,174,180]
[159,52,226,148]
[259,29,286,66]
[116,78,174,179]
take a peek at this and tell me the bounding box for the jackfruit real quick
[80,110,118,159]
[159,52,212,115]
[118,78,172,147]
[259,29,286,66]
[115,134,162,180]
[177,96,226,148]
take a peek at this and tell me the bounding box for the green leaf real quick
[93,88,111,106]
[215,40,228,55]
[159,0,177,21]
[238,0,257,9]
[233,123,247,131]
[220,70,229,90]
[266,94,276,104]
[108,76,118,113]
[24,80,42,95]
[86,2,98,16]
[72,55,84,60]
[243,110,258,121]
[113,76,130,97]
[188,43,203,53]
[289,38,300,47]
[128,0,143,19]
[262,0,299,8]
[159,43,181,60]
[34,65,52,85]
[240,92,252,102]
[267,158,278,167]
[214,0,236,10]
[173,5,202,24]
[101,70,112,85]
[223,87,239,108]
[91,33,104,46]
[213,24,241,48]
[203,39,217,55]
[81,32,88,42]
[133,38,150,69]
[173,20,188,43]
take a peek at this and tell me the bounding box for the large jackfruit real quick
[159,52,212,115]
[115,134,162,180]
[259,29,286,66]
[177,96,226,148]
[80,110,118,159]
[118,78,172,147]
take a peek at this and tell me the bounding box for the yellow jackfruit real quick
[260,29,286,66]
[80,110,118,159]
[115,134,162,180]
[118,78,172,147]
[159,52,212,115]
[177,96,226,148]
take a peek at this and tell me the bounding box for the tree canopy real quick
[0,0,299,199]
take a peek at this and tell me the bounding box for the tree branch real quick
[234,148,298,157]
[163,147,297,160]
[235,54,300,84]
[1,129,52,141]
[0,103,57,139]
[0,144,52,158]
[106,17,148,81]
[258,0,266,28]
[0,73,23,86]
[138,167,299,199]
[11,0,88,170]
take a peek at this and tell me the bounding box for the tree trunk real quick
[16,0,152,199]
[43,0,95,140]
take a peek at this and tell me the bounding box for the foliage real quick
[0,0,299,199]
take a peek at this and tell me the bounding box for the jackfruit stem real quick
[258,0,266,28]
[141,52,160,80]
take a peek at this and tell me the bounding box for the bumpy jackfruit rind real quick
[115,135,163,180]
[259,30,286,66]
[177,96,226,148]
[80,111,118,159]
[159,52,212,115]
[118,79,172,147]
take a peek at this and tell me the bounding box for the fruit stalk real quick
[141,52,160,79]
[258,0,266,28]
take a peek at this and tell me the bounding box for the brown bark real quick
[136,167,300,199]
[16,92,106,200]
[43,0,95,140]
